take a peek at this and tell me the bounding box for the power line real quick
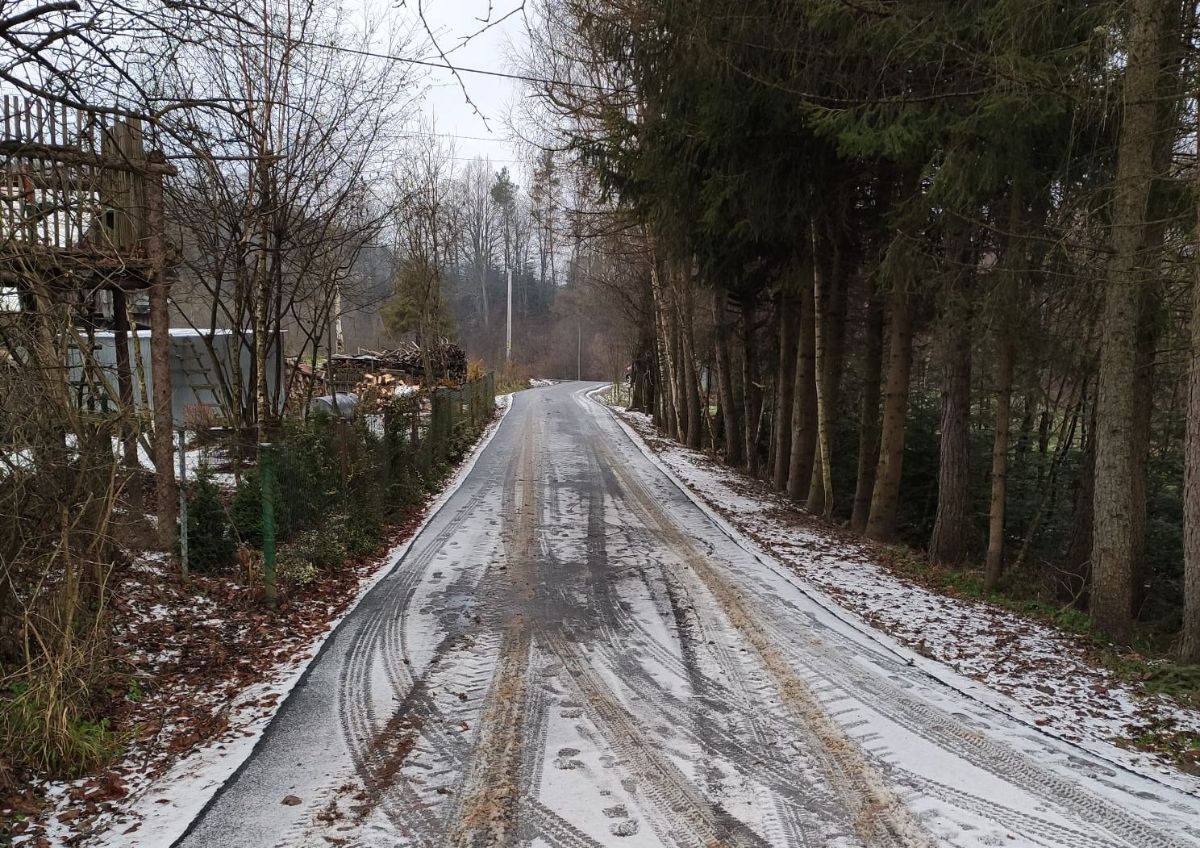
[293,37,623,95]
[398,129,511,144]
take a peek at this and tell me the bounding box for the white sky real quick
[394,0,529,182]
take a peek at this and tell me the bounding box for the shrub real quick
[286,524,349,571]
[185,464,234,573]
[447,420,477,464]
[1,675,120,778]
[275,551,318,588]
[229,469,288,546]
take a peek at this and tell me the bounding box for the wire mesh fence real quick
[212,372,498,587]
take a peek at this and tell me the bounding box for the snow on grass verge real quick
[18,395,513,848]
[603,396,1200,797]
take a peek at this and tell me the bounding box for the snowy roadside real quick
[605,399,1200,797]
[17,395,513,848]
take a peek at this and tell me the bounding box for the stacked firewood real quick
[355,340,467,384]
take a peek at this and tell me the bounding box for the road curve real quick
[174,382,1200,848]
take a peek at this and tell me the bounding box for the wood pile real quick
[330,340,466,385]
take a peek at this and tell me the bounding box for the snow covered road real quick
[173,382,1200,848]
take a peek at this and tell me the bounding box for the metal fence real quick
[427,372,497,460]
[178,372,498,587]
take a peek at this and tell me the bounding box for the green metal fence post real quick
[177,428,189,578]
[432,389,448,462]
[260,442,277,609]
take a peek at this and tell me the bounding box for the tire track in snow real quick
[597,443,933,848]
[329,425,512,842]
[581,442,842,846]
[540,625,771,848]
[441,417,539,848]
[774,627,1199,848]
[592,394,1196,848]
[895,771,1132,848]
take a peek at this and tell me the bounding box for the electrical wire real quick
[291,37,623,95]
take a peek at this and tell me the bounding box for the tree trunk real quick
[1130,302,1157,615]
[672,322,688,442]
[630,313,654,412]
[851,291,884,533]
[254,249,271,434]
[653,331,669,431]
[809,246,849,514]
[787,263,817,499]
[654,313,670,432]
[111,287,139,468]
[651,260,681,439]
[1180,90,1200,663]
[678,269,703,450]
[479,263,490,327]
[741,295,762,475]
[1015,393,1035,460]
[929,313,972,566]
[865,284,912,542]
[984,337,1015,589]
[712,291,742,465]
[1091,0,1166,644]
[773,291,799,490]
[684,338,703,449]
[1064,401,1097,608]
[1183,282,1200,658]
[147,171,177,552]
[807,233,838,518]
[231,262,247,446]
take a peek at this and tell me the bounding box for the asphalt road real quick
[175,382,1200,848]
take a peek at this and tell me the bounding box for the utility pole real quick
[506,267,512,363]
[577,319,581,380]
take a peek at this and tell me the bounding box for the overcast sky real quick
[397,0,529,181]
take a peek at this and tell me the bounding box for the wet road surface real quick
[176,382,1200,848]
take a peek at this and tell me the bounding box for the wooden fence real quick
[1,94,174,277]
[0,91,180,547]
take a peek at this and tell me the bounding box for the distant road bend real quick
[176,382,1200,848]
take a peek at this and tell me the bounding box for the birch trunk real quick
[807,235,844,518]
